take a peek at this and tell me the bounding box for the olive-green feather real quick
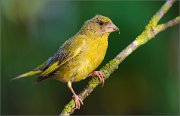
[40,37,85,77]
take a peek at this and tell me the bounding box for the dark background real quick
[1,0,179,115]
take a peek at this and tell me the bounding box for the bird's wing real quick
[40,37,85,77]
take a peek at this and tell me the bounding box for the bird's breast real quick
[73,35,108,80]
[84,36,108,66]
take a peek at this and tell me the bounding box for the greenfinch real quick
[14,15,119,109]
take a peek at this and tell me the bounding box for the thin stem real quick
[155,16,180,34]
[151,0,175,25]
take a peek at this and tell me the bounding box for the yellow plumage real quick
[15,15,119,109]
[56,32,109,82]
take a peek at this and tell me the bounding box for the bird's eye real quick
[96,20,104,26]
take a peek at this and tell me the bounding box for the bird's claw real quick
[72,94,83,109]
[89,71,105,87]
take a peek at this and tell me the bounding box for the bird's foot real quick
[72,94,83,109]
[89,71,105,87]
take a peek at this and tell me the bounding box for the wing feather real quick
[40,37,85,78]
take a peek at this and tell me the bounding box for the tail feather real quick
[12,70,42,80]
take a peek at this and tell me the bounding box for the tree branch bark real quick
[60,0,179,115]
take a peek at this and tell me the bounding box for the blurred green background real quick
[1,0,179,115]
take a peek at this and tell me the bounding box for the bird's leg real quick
[88,71,105,87]
[67,81,83,109]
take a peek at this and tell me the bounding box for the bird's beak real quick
[105,22,119,33]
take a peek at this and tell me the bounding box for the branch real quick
[60,0,179,115]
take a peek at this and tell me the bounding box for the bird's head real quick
[82,15,119,36]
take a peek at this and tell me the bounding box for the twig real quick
[60,0,179,115]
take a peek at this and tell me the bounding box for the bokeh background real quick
[1,0,179,115]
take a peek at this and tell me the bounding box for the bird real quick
[14,15,119,109]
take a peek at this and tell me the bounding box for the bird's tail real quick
[12,70,42,80]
